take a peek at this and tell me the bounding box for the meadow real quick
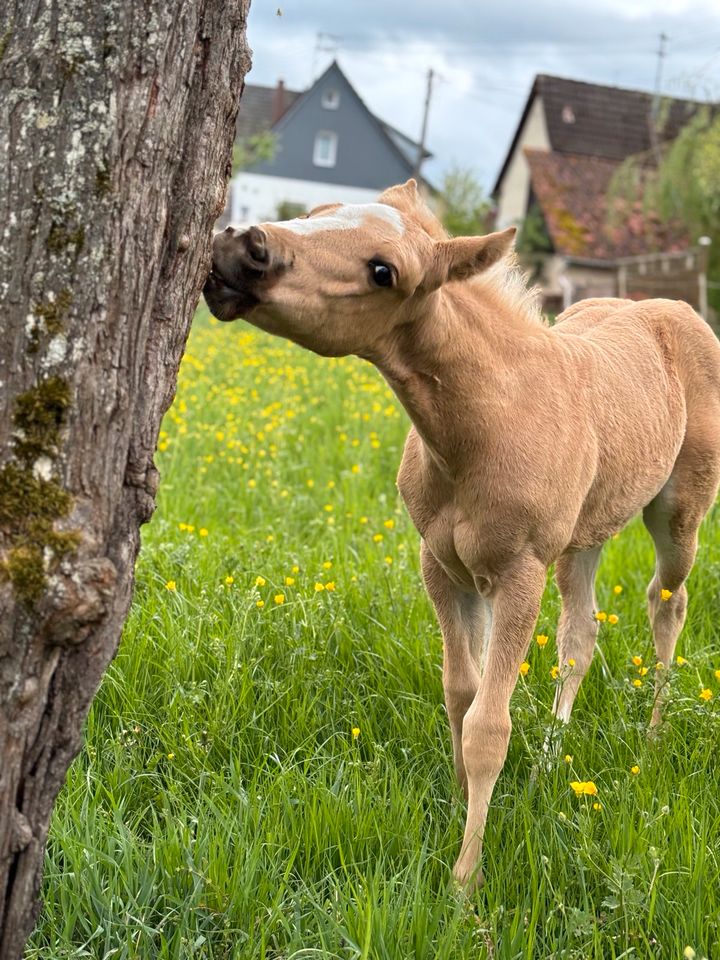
[28,308,720,959]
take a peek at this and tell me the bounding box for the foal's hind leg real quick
[551,545,603,724]
[644,444,720,727]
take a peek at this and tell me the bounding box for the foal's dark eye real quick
[369,260,395,288]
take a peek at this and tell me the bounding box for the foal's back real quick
[554,296,720,392]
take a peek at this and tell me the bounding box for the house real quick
[493,74,707,310]
[226,60,431,226]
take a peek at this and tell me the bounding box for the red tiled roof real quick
[524,148,688,261]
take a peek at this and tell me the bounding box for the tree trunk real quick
[0,2,251,954]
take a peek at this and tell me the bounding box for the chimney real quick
[272,79,286,124]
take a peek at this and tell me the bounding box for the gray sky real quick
[245,0,720,191]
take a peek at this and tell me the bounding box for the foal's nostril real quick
[244,226,268,264]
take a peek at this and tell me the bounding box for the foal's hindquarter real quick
[395,294,720,885]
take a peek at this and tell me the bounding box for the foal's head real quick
[204,179,516,358]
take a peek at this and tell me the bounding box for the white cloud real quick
[246,1,720,191]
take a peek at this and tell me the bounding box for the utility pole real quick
[413,67,434,182]
[310,32,341,84]
[650,31,669,164]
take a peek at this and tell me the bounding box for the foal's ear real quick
[378,179,419,210]
[424,227,517,290]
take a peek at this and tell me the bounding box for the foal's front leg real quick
[453,555,546,888]
[420,541,488,796]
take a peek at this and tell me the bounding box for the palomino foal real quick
[204,180,720,887]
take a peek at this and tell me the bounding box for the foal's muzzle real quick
[204,226,282,322]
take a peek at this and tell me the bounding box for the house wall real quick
[249,63,412,189]
[228,172,381,226]
[495,96,551,229]
[537,254,617,313]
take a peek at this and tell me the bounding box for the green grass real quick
[28,309,720,959]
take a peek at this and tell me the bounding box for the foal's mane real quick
[406,199,544,328]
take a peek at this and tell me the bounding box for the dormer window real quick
[321,89,340,110]
[313,130,338,168]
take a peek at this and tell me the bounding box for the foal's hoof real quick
[453,858,485,893]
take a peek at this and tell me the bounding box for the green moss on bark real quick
[33,289,73,336]
[0,378,79,604]
[46,222,85,254]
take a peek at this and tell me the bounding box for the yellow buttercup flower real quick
[676,655,688,666]
[256,599,265,608]
[255,576,266,587]
[165,580,176,591]
[373,533,384,543]
[550,665,560,680]
[325,581,336,591]
[314,582,325,592]
[630,764,640,775]
[199,528,208,537]
[274,593,285,605]
[351,727,360,739]
[567,658,576,667]
[322,561,333,569]
[699,688,713,701]
[714,669,720,681]
[570,780,598,797]
[564,754,573,763]
[632,679,643,688]
[613,585,623,595]
[632,655,643,666]
[660,589,673,601]
[519,661,530,677]
[608,614,619,625]
[224,575,234,585]
[536,634,549,647]
[592,802,602,811]
[638,666,649,676]
[595,611,607,622]
[285,576,295,586]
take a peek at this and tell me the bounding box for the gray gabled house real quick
[227,61,431,225]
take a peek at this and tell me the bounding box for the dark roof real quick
[236,83,302,140]
[236,63,430,165]
[493,74,709,194]
[524,148,688,261]
[538,74,704,159]
[378,120,431,166]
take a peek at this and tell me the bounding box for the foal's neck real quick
[373,286,545,474]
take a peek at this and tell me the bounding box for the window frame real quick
[312,130,338,168]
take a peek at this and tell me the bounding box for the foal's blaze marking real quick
[274,202,405,236]
[204,179,720,890]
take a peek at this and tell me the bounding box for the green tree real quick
[611,106,720,311]
[232,130,275,176]
[440,165,491,237]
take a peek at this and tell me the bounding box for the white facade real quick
[495,95,551,229]
[228,172,381,227]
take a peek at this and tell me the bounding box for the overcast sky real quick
[244,0,720,191]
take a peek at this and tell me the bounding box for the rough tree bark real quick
[0,2,251,955]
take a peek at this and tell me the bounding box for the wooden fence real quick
[616,243,712,321]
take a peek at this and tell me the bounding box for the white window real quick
[322,89,340,110]
[313,131,338,168]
